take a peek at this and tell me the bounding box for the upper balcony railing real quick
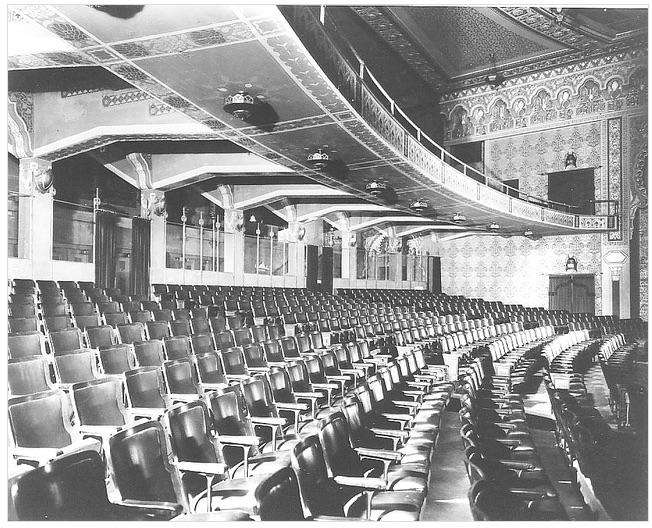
[286,6,618,225]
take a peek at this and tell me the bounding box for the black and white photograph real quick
[6,3,648,522]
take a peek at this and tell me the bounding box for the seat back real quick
[72,377,128,426]
[163,335,193,360]
[103,312,129,328]
[255,466,306,521]
[117,322,147,344]
[214,330,236,351]
[107,420,183,506]
[242,376,278,418]
[190,318,210,335]
[221,346,249,376]
[8,390,74,448]
[164,400,220,467]
[262,339,284,363]
[53,351,99,386]
[133,340,165,367]
[99,344,136,376]
[290,435,332,517]
[8,331,46,359]
[194,351,227,385]
[11,450,114,521]
[163,358,200,395]
[280,336,300,360]
[318,411,362,477]
[146,320,170,340]
[169,319,192,337]
[48,327,85,356]
[8,316,40,333]
[124,367,167,409]
[190,333,215,355]
[8,356,52,396]
[84,324,117,349]
[242,343,268,369]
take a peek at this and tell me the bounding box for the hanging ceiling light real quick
[223,91,257,120]
[306,148,332,171]
[365,180,388,196]
[410,199,429,213]
[523,229,534,237]
[488,222,500,231]
[485,53,505,89]
[452,212,466,223]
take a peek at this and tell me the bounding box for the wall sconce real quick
[296,226,306,241]
[565,151,577,170]
[410,199,429,213]
[365,180,388,196]
[223,91,258,121]
[566,255,578,272]
[33,168,54,194]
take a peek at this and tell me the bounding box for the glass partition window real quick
[166,222,183,269]
[52,201,94,263]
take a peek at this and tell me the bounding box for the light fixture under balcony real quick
[365,180,388,196]
[306,149,332,171]
[223,91,257,121]
[488,222,500,231]
[452,212,466,223]
[410,199,429,213]
[523,229,534,237]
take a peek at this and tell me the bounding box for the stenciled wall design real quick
[485,122,602,200]
[440,233,602,313]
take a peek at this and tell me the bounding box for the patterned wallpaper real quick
[485,122,602,199]
[440,233,603,313]
[639,207,648,321]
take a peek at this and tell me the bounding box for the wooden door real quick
[549,274,595,314]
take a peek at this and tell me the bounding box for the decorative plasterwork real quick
[127,152,153,189]
[607,118,623,241]
[8,92,34,132]
[102,89,151,107]
[8,51,95,70]
[499,7,601,51]
[629,117,648,238]
[441,53,647,143]
[8,96,34,158]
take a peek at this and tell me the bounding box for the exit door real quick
[548,274,595,314]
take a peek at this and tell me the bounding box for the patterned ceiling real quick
[349,6,648,93]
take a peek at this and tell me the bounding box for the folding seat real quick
[226,313,246,330]
[12,278,37,293]
[11,450,184,521]
[8,389,101,467]
[163,400,278,514]
[102,311,128,328]
[467,478,566,521]
[123,366,174,419]
[53,350,102,391]
[190,333,216,355]
[213,329,235,352]
[191,306,208,320]
[84,324,117,350]
[318,412,428,496]
[241,343,273,373]
[233,327,254,347]
[106,419,252,518]
[279,336,302,361]
[153,308,174,322]
[290,435,420,520]
[173,308,191,321]
[165,356,227,396]
[70,377,141,443]
[98,344,137,378]
[48,327,85,356]
[267,322,284,340]
[40,302,68,318]
[8,303,38,318]
[44,314,74,333]
[133,339,166,367]
[8,356,54,396]
[8,316,40,333]
[303,354,351,400]
[261,339,287,366]
[64,290,89,303]
[190,317,210,335]
[250,324,268,344]
[209,315,228,334]
[116,322,147,344]
[164,335,193,360]
[140,314,168,337]
[241,376,302,452]
[127,310,152,323]
[170,318,193,337]
[96,300,120,316]
[159,299,177,310]
[268,366,318,427]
